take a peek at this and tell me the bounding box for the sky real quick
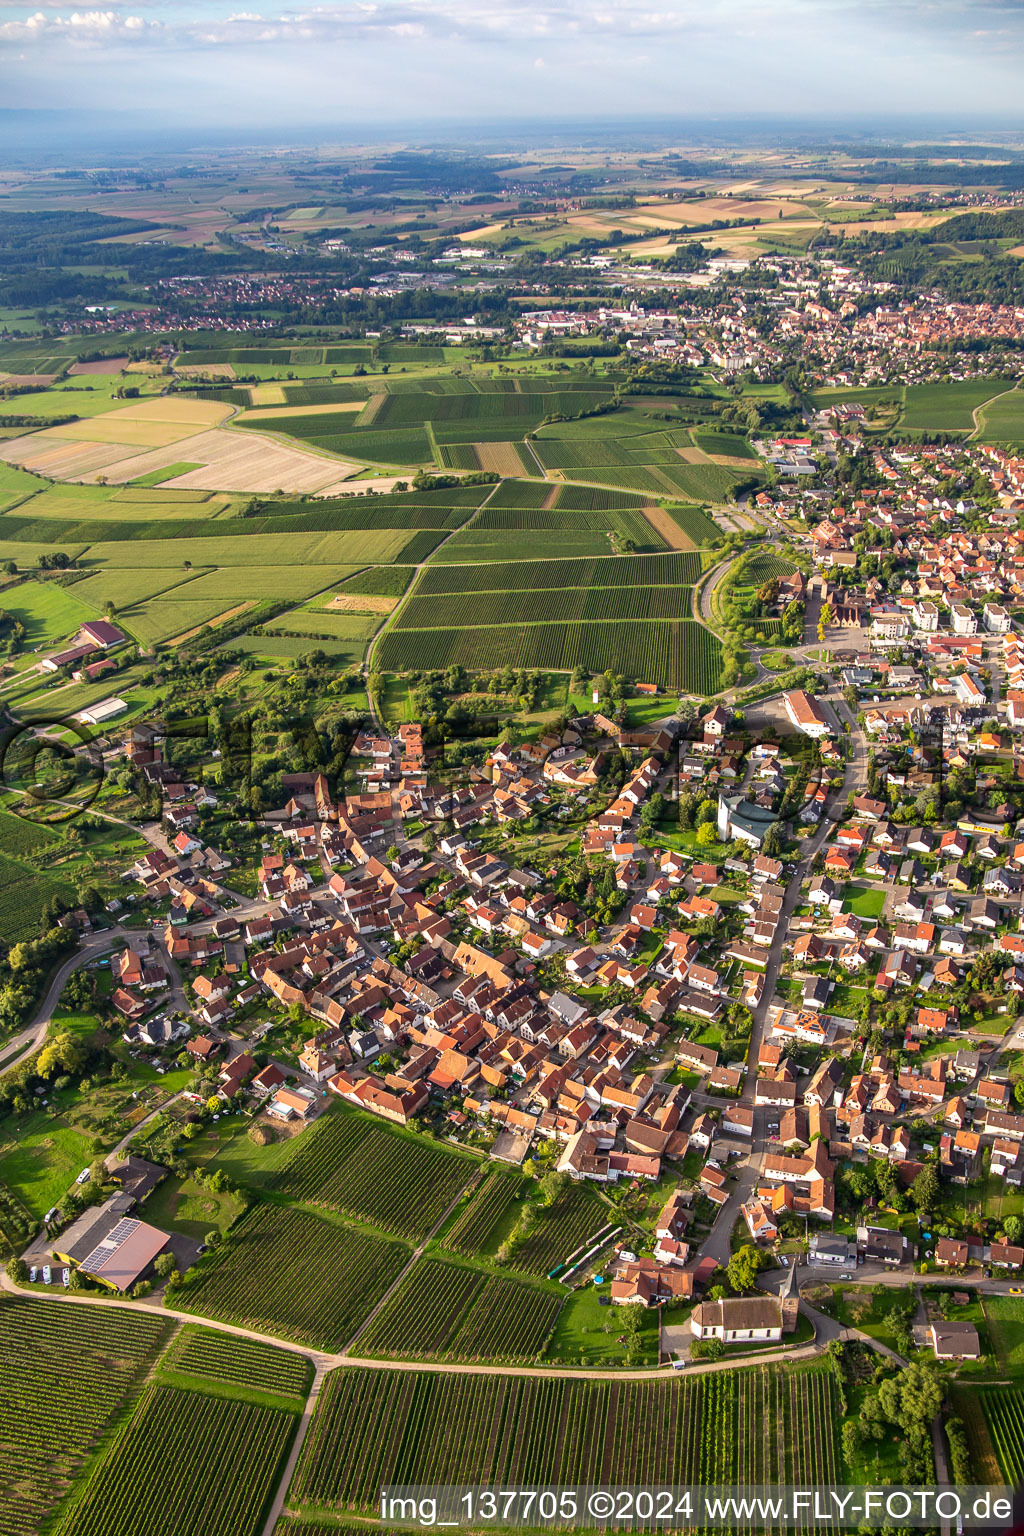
[3,0,1024,128]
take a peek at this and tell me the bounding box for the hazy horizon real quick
[7,108,1024,163]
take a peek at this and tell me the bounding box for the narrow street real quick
[696,696,869,1266]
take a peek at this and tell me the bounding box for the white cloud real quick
[1,0,1023,116]
[0,6,152,35]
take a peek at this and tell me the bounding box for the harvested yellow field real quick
[315,475,416,497]
[664,195,814,220]
[474,441,528,476]
[250,384,285,406]
[48,396,232,449]
[241,401,363,421]
[51,418,203,448]
[818,211,953,235]
[68,358,128,376]
[460,222,506,242]
[625,240,678,256]
[0,414,409,497]
[167,602,255,646]
[638,506,695,552]
[326,592,398,615]
[676,446,706,463]
[106,397,232,426]
[0,433,140,477]
[96,428,363,495]
[175,363,237,380]
[357,395,386,426]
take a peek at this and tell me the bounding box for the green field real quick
[428,529,618,561]
[473,507,664,548]
[129,462,202,487]
[0,1295,170,1536]
[903,379,1014,432]
[160,1324,312,1402]
[354,1257,561,1363]
[265,611,378,642]
[978,1387,1024,1481]
[0,1116,97,1217]
[983,1295,1024,1372]
[691,428,758,459]
[0,851,73,945]
[396,585,693,629]
[0,579,98,645]
[380,548,716,688]
[171,1203,409,1350]
[976,387,1024,441]
[77,529,414,568]
[441,1170,523,1257]
[741,552,796,585]
[268,1111,474,1238]
[377,617,721,692]
[661,504,722,545]
[292,1364,840,1514]
[340,566,412,597]
[0,463,53,514]
[57,1384,294,1536]
[221,634,363,660]
[415,552,701,594]
[504,1181,605,1275]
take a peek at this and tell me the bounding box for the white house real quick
[954,673,985,706]
[783,689,830,739]
[690,1296,783,1342]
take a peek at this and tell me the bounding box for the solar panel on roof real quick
[79,1218,141,1276]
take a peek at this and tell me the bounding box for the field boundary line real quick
[1,1270,901,1381]
[259,1361,328,1536]
[425,420,441,467]
[366,480,501,671]
[341,1165,485,1355]
[522,437,548,476]
[970,383,1021,440]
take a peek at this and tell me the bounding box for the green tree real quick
[36,1031,88,1079]
[760,821,785,858]
[727,1244,767,1293]
[911,1163,939,1213]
